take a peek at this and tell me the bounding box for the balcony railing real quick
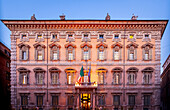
[75,81,98,88]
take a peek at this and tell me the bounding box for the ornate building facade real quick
[1,15,168,110]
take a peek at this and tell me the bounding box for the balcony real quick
[75,82,98,89]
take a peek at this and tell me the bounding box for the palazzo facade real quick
[2,15,168,110]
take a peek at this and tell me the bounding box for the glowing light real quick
[75,81,79,86]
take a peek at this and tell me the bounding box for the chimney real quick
[31,14,36,20]
[105,13,110,20]
[60,14,65,20]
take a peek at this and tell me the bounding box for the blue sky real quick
[0,0,169,72]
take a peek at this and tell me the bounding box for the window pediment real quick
[18,43,30,48]
[127,67,139,72]
[65,68,77,73]
[126,43,138,48]
[33,43,46,48]
[80,43,92,48]
[141,43,153,48]
[33,67,45,72]
[111,43,123,48]
[49,67,61,73]
[142,67,154,72]
[17,67,30,72]
[112,67,123,72]
[65,43,76,48]
[97,68,108,72]
[49,43,61,48]
[96,43,108,48]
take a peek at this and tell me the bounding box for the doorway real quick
[81,93,91,110]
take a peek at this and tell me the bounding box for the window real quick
[142,67,153,84]
[37,34,42,39]
[18,67,30,85]
[98,95,105,106]
[113,95,120,105]
[97,43,108,61]
[22,35,27,39]
[144,95,150,106]
[49,44,61,61]
[84,34,88,38]
[114,35,119,39]
[68,34,73,38]
[18,43,30,60]
[68,95,74,106]
[65,68,76,84]
[99,34,104,39]
[65,43,76,61]
[127,43,138,60]
[34,43,45,61]
[128,95,135,106]
[114,50,119,60]
[51,73,59,84]
[145,34,149,38]
[129,35,134,39]
[34,68,45,85]
[97,68,107,84]
[142,43,153,61]
[127,67,138,84]
[112,68,122,85]
[52,34,58,39]
[52,96,59,106]
[37,95,43,107]
[21,95,28,106]
[112,43,122,61]
[83,51,89,60]
[80,43,92,60]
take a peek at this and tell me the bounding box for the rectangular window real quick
[98,73,104,84]
[114,50,119,60]
[21,95,28,106]
[99,34,104,39]
[37,73,43,84]
[38,51,43,60]
[144,73,150,84]
[129,35,134,39]
[145,34,149,38]
[68,52,73,60]
[22,74,27,84]
[68,34,73,38]
[129,53,134,60]
[37,34,42,39]
[83,51,89,60]
[52,73,59,84]
[144,51,149,60]
[22,35,27,39]
[22,51,26,60]
[53,51,58,60]
[37,96,43,106]
[52,34,58,39]
[68,95,74,106]
[84,34,88,38]
[113,95,120,105]
[128,95,135,106]
[98,95,105,106]
[84,75,88,83]
[52,96,59,106]
[67,73,74,84]
[144,95,150,106]
[99,51,104,60]
[114,35,119,39]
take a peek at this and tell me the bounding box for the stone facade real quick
[2,19,168,110]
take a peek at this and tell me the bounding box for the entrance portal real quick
[81,94,91,110]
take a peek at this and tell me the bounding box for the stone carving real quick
[90,31,98,35]
[11,31,21,36]
[59,31,66,35]
[74,31,82,35]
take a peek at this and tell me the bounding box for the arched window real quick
[33,43,45,61]
[17,67,30,85]
[65,68,77,84]
[97,68,107,84]
[80,43,92,60]
[18,43,30,60]
[111,43,123,60]
[142,67,153,84]
[49,67,61,84]
[112,67,123,84]
[127,67,138,84]
[96,43,108,61]
[34,68,45,85]
[142,43,153,60]
[127,43,138,60]
[65,43,76,61]
[49,43,61,60]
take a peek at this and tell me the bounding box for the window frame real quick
[128,95,135,106]
[49,43,61,61]
[113,95,120,106]
[18,43,30,61]
[65,68,76,85]
[96,43,108,61]
[98,94,105,106]
[33,43,45,61]
[126,43,138,61]
[142,43,153,61]
[65,43,76,61]
[17,67,30,85]
[20,94,29,106]
[127,67,138,85]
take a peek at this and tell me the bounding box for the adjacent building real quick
[161,54,170,110]
[1,14,168,110]
[0,42,11,110]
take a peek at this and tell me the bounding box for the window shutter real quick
[119,49,122,60]
[66,49,68,60]
[128,49,130,60]
[134,49,137,60]
[26,48,29,60]
[42,49,45,60]
[73,49,75,60]
[27,73,29,84]
[81,49,83,60]
[35,49,37,60]
[57,48,59,60]
[89,49,91,60]
[104,49,107,60]
[149,49,152,60]
[19,73,22,84]
[113,49,115,60]
[50,49,53,60]
[97,49,99,60]
[19,49,22,60]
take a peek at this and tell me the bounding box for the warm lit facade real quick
[2,15,168,110]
